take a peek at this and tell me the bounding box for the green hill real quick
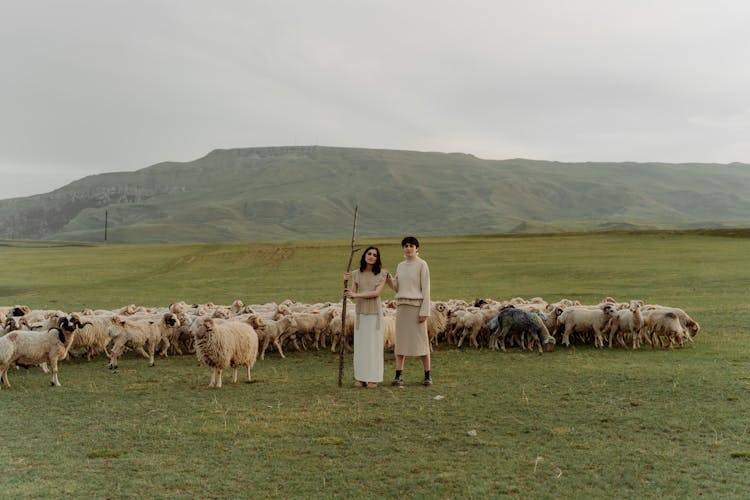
[1,146,749,242]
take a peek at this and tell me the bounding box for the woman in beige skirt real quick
[386,236,432,386]
[344,246,387,388]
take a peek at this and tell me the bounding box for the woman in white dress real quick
[344,246,388,388]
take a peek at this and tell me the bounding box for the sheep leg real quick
[607,325,617,348]
[593,327,604,348]
[109,341,125,369]
[456,328,468,348]
[313,332,322,351]
[159,338,170,357]
[209,368,217,387]
[231,366,238,383]
[50,359,61,386]
[133,346,152,365]
[532,334,543,354]
[562,325,573,347]
[261,336,272,360]
[215,368,223,388]
[1,367,10,388]
[246,364,252,382]
[291,335,302,352]
[499,326,510,352]
[488,331,498,350]
[470,327,481,349]
[330,336,338,353]
[274,339,286,358]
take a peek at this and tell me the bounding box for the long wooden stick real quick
[338,206,359,387]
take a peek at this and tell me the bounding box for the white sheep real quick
[555,303,617,347]
[191,317,259,388]
[66,312,112,361]
[456,307,495,349]
[642,305,700,341]
[382,313,396,350]
[0,316,78,388]
[641,309,690,349]
[606,300,644,349]
[3,315,31,334]
[427,302,450,348]
[107,313,179,369]
[249,314,297,360]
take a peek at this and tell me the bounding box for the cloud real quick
[1,0,749,199]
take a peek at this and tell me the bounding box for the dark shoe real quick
[391,377,404,386]
[422,377,433,386]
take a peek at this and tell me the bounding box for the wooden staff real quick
[338,206,359,387]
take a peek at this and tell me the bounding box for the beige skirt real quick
[395,304,430,356]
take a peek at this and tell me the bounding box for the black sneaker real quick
[391,377,404,386]
[422,376,433,386]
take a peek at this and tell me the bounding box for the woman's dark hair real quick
[359,246,382,274]
[401,236,419,248]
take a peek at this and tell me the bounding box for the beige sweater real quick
[391,256,431,317]
[352,269,387,316]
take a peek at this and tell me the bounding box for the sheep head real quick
[163,313,180,328]
[247,315,265,329]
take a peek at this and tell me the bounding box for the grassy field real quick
[2,231,750,498]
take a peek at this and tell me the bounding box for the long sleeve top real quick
[391,256,431,317]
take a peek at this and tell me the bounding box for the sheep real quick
[3,315,31,334]
[191,317,259,388]
[0,316,78,388]
[27,311,68,332]
[427,302,450,347]
[250,314,297,360]
[641,309,691,349]
[487,306,556,353]
[606,300,644,349]
[444,306,468,345]
[329,311,354,354]
[382,314,396,350]
[286,309,335,351]
[10,305,31,317]
[456,308,495,349]
[107,313,179,369]
[555,303,616,347]
[68,312,114,361]
[642,305,700,341]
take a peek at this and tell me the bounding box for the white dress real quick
[353,315,384,383]
[352,269,386,383]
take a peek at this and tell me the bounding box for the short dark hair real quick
[359,246,382,275]
[401,236,419,248]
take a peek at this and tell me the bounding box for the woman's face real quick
[365,248,379,265]
[402,243,418,258]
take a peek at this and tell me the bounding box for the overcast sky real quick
[2,1,749,199]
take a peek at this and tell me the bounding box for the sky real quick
[2,1,750,199]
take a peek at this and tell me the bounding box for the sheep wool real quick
[192,317,258,388]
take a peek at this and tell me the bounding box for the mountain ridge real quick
[1,146,749,242]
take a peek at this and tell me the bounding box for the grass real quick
[2,230,750,498]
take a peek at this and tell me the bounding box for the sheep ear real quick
[55,328,66,343]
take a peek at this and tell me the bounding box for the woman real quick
[344,246,388,388]
[386,236,432,386]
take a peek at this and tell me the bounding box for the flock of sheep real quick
[0,296,699,389]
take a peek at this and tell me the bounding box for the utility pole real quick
[104,209,108,242]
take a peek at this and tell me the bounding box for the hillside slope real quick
[1,146,749,242]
